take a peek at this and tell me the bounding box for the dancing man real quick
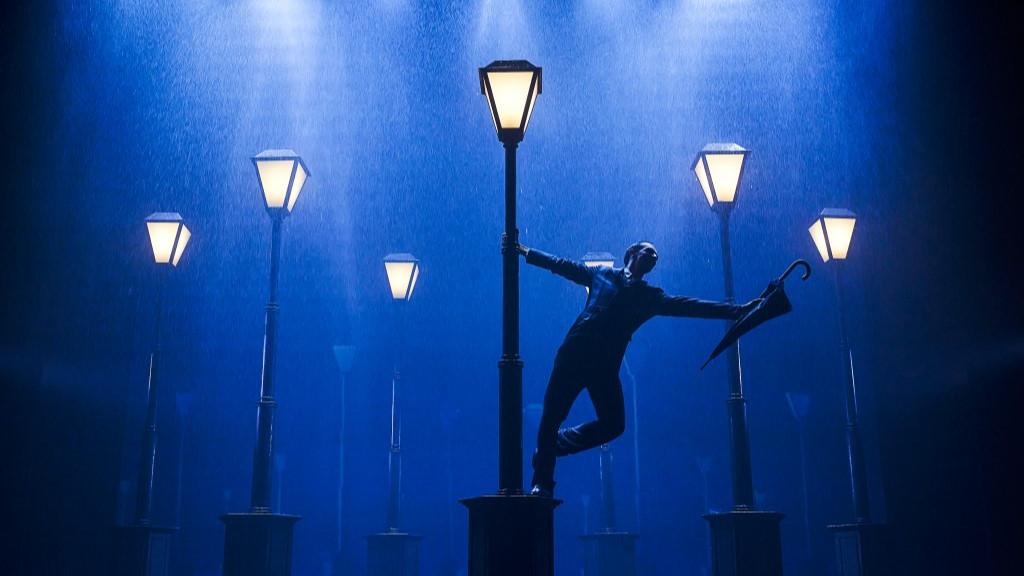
[518,241,761,497]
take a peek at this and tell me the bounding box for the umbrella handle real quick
[780,259,811,282]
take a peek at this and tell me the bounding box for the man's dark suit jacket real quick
[525,248,746,373]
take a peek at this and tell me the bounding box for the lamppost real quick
[368,253,422,576]
[462,60,559,576]
[332,344,356,575]
[808,208,882,576]
[578,251,638,576]
[222,149,309,576]
[112,212,190,576]
[785,392,813,569]
[692,144,784,576]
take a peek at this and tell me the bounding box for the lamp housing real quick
[384,253,421,301]
[252,149,310,215]
[145,212,191,266]
[692,143,749,209]
[808,208,857,262]
[582,251,616,268]
[479,60,542,143]
[333,345,357,375]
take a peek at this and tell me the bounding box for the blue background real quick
[2,1,1021,575]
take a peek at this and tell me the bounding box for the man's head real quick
[624,241,658,277]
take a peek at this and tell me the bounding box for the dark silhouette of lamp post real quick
[463,60,560,576]
[785,392,813,569]
[808,208,882,576]
[112,212,191,576]
[368,253,422,576]
[332,344,356,576]
[692,144,784,576]
[222,149,309,576]
[577,251,638,576]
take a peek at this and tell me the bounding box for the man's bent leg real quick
[531,361,583,491]
[556,377,625,456]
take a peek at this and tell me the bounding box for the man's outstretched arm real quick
[655,290,758,320]
[517,243,594,287]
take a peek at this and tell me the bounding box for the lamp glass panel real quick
[287,164,307,212]
[409,264,420,299]
[705,153,745,203]
[147,221,180,264]
[483,81,499,134]
[694,158,715,206]
[808,220,831,262]
[582,251,615,270]
[823,217,856,260]
[256,159,295,208]
[385,261,417,300]
[523,78,539,132]
[486,71,535,130]
[172,225,191,267]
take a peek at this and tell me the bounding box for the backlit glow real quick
[704,153,744,203]
[808,220,830,262]
[692,143,748,206]
[384,254,420,301]
[145,212,189,266]
[480,61,541,140]
[487,71,535,130]
[582,252,615,268]
[808,208,857,262]
[823,216,856,260]
[253,150,310,213]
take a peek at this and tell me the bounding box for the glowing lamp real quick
[145,212,191,266]
[692,143,749,208]
[384,253,421,301]
[582,252,615,268]
[252,149,310,214]
[479,60,542,143]
[808,208,857,262]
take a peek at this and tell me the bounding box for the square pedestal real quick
[221,512,300,576]
[579,531,638,576]
[828,523,885,576]
[461,494,561,576]
[704,510,785,576]
[111,524,176,576]
[367,532,422,576]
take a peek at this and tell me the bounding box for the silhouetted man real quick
[518,241,760,496]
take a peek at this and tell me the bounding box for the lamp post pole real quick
[827,260,882,576]
[252,213,283,512]
[499,138,524,494]
[386,308,405,531]
[693,144,783,576]
[369,255,421,576]
[599,444,616,530]
[223,150,307,576]
[463,60,558,576]
[808,207,881,576]
[580,443,638,576]
[135,272,165,526]
[715,207,755,509]
[114,213,189,576]
[832,264,871,523]
[785,392,813,566]
[331,344,355,576]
